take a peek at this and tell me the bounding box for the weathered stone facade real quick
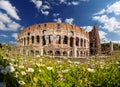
[17,22,101,58]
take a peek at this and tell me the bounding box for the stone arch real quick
[42,36,46,45]
[56,35,61,44]
[63,36,68,44]
[70,37,74,47]
[63,51,67,56]
[49,35,53,44]
[42,30,47,35]
[48,50,53,56]
[31,50,34,56]
[55,51,61,56]
[80,51,83,57]
[35,50,39,55]
[84,39,86,47]
[31,36,34,44]
[76,37,79,46]
[36,35,40,43]
[80,38,83,47]
[69,51,73,57]
[57,24,60,30]
[27,37,29,45]
[77,51,79,57]
[69,31,74,37]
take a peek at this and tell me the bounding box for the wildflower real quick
[9,63,13,66]
[26,68,34,73]
[79,79,83,84]
[60,78,65,81]
[87,68,95,73]
[118,66,120,68]
[68,60,72,63]
[36,55,40,57]
[33,77,37,82]
[40,59,42,62]
[62,69,69,73]
[82,67,86,71]
[47,67,53,70]
[18,66,24,69]
[36,63,40,67]
[42,81,47,86]
[21,71,26,76]
[74,61,80,64]
[58,73,63,78]
[18,80,26,85]
[116,61,120,64]
[5,66,15,73]
[57,61,61,63]
[38,69,42,72]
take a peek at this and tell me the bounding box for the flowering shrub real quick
[0,49,120,87]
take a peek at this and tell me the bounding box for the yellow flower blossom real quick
[79,79,83,84]
[33,77,37,82]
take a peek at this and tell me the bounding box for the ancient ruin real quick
[17,22,101,58]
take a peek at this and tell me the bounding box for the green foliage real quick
[0,47,120,87]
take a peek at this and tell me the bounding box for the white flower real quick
[47,67,53,70]
[5,66,15,73]
[57,61,61,63]
[62,69,69,73]
[118,66,120,68]
[87,68,95,73]
[68,60,72,63]
[18,80,26,85]
[74,61,80,64]
[36,63,40,67]
[116,61,120,64]
[36,55,40,57]
[38,69,42,72]
[26,68,34,73]
[18,66,24,69]
[21,71,26,76]
[9,63,13,66]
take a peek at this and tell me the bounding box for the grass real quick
[0,47,120,87]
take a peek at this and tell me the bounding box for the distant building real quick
[17,22,101,57]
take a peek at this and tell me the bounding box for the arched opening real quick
[57,24,60,30]
[31,36,34,44]
[43,30,47,35]
[42,36,46,45]
[69,51,73,57]
[80,51,83,57]
[70,37,74,47]
[48,50,53,56]
[36,35,40,43]
[76,37,79,46]
[49,35,53,44]
[84,39,86,47]
[35,50,39,55]
[81,38,83,47]
[63,36,68,44]
[55,51,60,56]
[77,51,79,57]
[27,37,29,45]
[43,49,46,55]
[56,35,61,44]
[31,50,34,56]
[63,51,67,56]
[69,31,74,37]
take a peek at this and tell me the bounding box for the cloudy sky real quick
[0,0,120,44]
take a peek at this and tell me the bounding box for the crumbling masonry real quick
[17,22,101,58]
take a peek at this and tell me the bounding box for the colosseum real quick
[17,22,101,58]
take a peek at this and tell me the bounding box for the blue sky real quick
[0,0,120,45]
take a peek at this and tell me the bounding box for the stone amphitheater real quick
[17,22,101,58]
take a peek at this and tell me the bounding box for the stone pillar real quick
[68,37,70,47]
[41,47,43,56]
[74,38,77,58]
[110,41,114,52]
[67,51,70,58]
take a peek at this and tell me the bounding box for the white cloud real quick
[92,15,120,35]
[41,10,49,16]
[30,0,42,10]
[12,33,18,40]
[65,18,74,24]
[0,1,20,20]
[99,31,107,40]
[53,13,60,17]
[0,34,8,38]
[93,9,106,15]
[107,1,120,15]
[71,1,79,5]
[7,21,21,30]
[54,18,62,23]
[0,12,11,23]
[42,5,50,10]
[9,41,16,45]
[82,26,93,32]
